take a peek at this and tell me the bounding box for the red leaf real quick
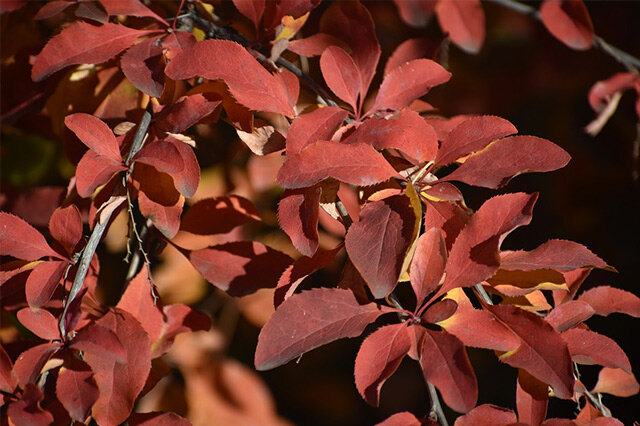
[99,0,168,25]
[232,0,265,30]
[181,196,260,236]
[435,115,517,167]
[421,329,477,413]
[7,384,54,426]
[138,193,183,238]
[165,39,295,117]
[392,0,435,28]
[288,33,347,57]
[592,367,639,397]
[371,59,451,113]
[75,150,127,198]
[0,345,17,393]
[17,308,60,341]
[56,362,99,422]
[32,22,153,81]
[84,309,151,426]
[355,323,411,406]
[13,343,61,388]
[410,228,447,306]
[153,304,210,357]
[346,195,416,299]
[442,135,571,188]
[255,288,393,370]
[377,411,423,426]
[263,0,319,30]
[438,290,520,351]
[441,193,538,293]
[129,411,192,426]
[500,239,611,272]
[49,205,83,256]
[275,245,343,307]
[454,404,517,426]
[116,268,164,344]
[277,140,398,189]
[75,1,108,22]
[25,260,67,308]
[435,0,485,54]
[133,163,184,238]
[517,370,549,426]
[134,138,184,174]
[488,305,574,399]
[190,241,293,297]
[422,299,457,324]
[423,199,471,250]
[35,1,74,20]
[162,31,196,60]
[320,1,380,98]
[578,285,640,318]
[545,301,595,332]
[278,187,321,257]
[71,323,127,362]
[562,328,631,373]
[163,136,200,198]
[588,72,640,112]
[286,106,347,155]
[346,110,438,164]
[384,38,440,76]
[65,113,121,160]
[0,212,61,261]
[121,36,165,98]
[320,46,361,112]
[155,93,222,133]
[540,0,594,50]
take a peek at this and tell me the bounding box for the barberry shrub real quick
[1,0,639,425]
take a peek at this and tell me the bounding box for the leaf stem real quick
[487,0,640,72]
[58,110,153,338]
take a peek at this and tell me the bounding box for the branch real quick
[474,283,494,305]
[58,110,153,338]
[427,382,449,426]
[418,360,449,426]
[488,0,640,73]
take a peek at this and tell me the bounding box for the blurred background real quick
[1,1,639,424]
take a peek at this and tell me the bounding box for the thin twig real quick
[123,187,157,302]
[474,283,494,305]
[427,382,449,426]
[488,0,640,72]
[125,218,153,281]
[58,111,153,338]
[418,360,449,426]
[573,362,611,417]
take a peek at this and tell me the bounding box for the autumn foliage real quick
[1,0,639,425]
